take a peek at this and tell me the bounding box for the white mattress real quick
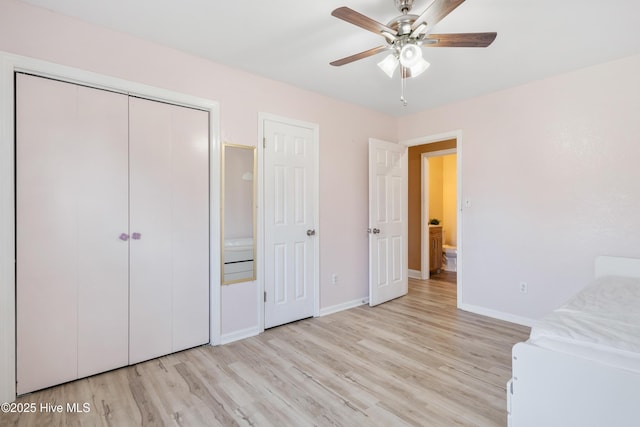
[528,275,640,373]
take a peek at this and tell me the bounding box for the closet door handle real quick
[131,232,142,240]
[119,233,129,241]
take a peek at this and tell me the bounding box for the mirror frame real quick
[221,143,257,285]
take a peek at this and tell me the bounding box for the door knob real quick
[131,232,142,240]
[372,228,380,234]
[306,229,316,236]
[119,233,129,241]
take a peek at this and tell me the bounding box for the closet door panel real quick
[128,98,209,363]
[16,74,129,394]
[128,98,174,364]
[16,75,78,394]
[169,105,210,352]
[75,84,130,378]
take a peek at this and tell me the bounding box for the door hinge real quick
[264,291,267,302]
[263,137,266,149]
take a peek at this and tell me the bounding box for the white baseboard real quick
[220,326,261,345]
[408,269,422,279]
[220,297,370,344]
[319,297,367,317]
[460,303,536,327]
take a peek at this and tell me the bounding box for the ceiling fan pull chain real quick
[400,67,408,106]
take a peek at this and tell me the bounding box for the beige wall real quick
[407,139,456,271]
[442,155,457,246]
[427,155,457,251]
[428,157,444,223]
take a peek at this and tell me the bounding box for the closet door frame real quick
[0,52,222,403]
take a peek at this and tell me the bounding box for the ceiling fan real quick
[330,0,496,104]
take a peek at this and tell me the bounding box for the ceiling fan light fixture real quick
[399,43,422,68]
[377,54,399,78]
[408,58,430,77]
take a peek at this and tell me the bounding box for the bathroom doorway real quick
[422,149,457,279]
[404,131,462,306]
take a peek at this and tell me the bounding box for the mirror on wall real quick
[221,143,256,284]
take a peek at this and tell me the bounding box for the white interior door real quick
[263,118,316,329]
[128,98,210,364]
[368,138,408,306]
[16,74,129,394]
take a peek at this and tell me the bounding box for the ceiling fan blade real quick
[422,32,497,47]
[330,46,389,66]
[411,0,466,32]
[332,7,397,37]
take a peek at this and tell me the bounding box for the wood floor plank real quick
[3,276,530,426]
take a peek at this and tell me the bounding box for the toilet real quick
[442,245,457,272]
[440,230,457,272]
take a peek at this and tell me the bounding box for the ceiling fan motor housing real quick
[389,15,417,38]
[395,0,415,13]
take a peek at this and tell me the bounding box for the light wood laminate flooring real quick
[3,277,530,426]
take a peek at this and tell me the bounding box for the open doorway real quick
[421,149,457,280]
[404,131,462,306]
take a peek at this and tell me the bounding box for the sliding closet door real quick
[128,97,209,364]
[16,74,129,394]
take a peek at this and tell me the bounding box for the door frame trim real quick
[0,52,221,403]
[402,130,463,308]
[258,113,320,332]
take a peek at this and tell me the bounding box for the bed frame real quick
[507,256,640,427]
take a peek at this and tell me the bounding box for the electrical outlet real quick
[331,274,338,284]
[519,282,528,294]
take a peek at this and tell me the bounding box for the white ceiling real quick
[19,0,640,116]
